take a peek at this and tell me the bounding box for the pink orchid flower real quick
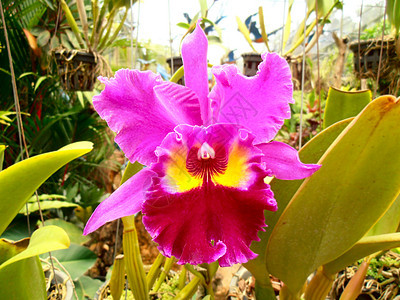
[83,23,320,267]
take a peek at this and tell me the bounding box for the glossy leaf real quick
[266,96,400,294]
[0,238,29,265]
[323,87,371,129]
[44,243,97,280]
[366,194,400,237]
[0,256,46,300]
[0,225,70,270]
[75,275,103,300]
[244,118,353,284]
[0,141,93,236]
[324,232,400,275]
[44,219,90,245]
[19,200,78,215]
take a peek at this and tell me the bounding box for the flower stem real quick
[146,253,165,291]
[175,276,202,300]
[122,215,149,300]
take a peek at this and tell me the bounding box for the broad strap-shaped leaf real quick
[0,256,46,300]
[366,193,400,237]
[244,118,353,285]
[324,232,400,275]
[266,96,400,294]
[44,219,90,245]
[323,87,371,129]
[19,200,78,215]
[0,225,70,270]
[0,141,93,236]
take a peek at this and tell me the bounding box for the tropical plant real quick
[0,142,92,298]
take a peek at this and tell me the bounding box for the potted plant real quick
[349,0,400,93]
[236,1,342,81]
[55,0,136,91]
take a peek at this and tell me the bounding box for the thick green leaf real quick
[19,200,78,215]
[266,96,400,294]
[387,0,400,34]
[0,256,46,300]
[44,243,97,280]
[324,232,400,275]
[323,87,371,129]
[366,194,400,236]
[75,275,103,299]
[0,238,29,265]
[0,225,70,270]
[244,118,353,283]
[44,219,90,245]
[0,145,5,171]
[0,141,93,236]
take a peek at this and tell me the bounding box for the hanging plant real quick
[54,0,136,91]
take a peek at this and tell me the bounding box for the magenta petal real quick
[94,70,187,165]
[83,168,156,235]
[153,82,203,126]
[142,124,277,266]
[181,21,210,124]
[209,52,293,142]
[256,141,321,180]
[142,183,276,267]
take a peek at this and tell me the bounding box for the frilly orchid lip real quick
[84,21,321,266]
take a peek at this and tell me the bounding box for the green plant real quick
[0,141,92,298]
[59,0,136,55]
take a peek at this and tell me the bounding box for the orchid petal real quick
[93,70,200,166]
[142,124,277,266]
[153,82,203,126]
[83,168,156,235]
[210,52,293,143]
[181,21,210,124]
[257,141,321,180]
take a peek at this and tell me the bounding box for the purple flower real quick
[83,23,320,267]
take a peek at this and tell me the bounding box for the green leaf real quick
[323,87,371,129]
[36,30,50,47]
[0,256,46,299]
[45,243,97,280]
[0,225,70,270]
[75,275,103,300]
[307,0,336,16]
[176,22,191,29]
[324,232,400,275]
[0,141,93,236]
[44,219,90,245]
[19,200,78,215]
[34,76,49,92]
[0,238,29,265]
[366,194,400,237]
[282,0,294,52]
[236,16,257,52]
[199,0,208,18]
[245,118,353,284]
[266,96,400,294]
[0,145,5,171]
